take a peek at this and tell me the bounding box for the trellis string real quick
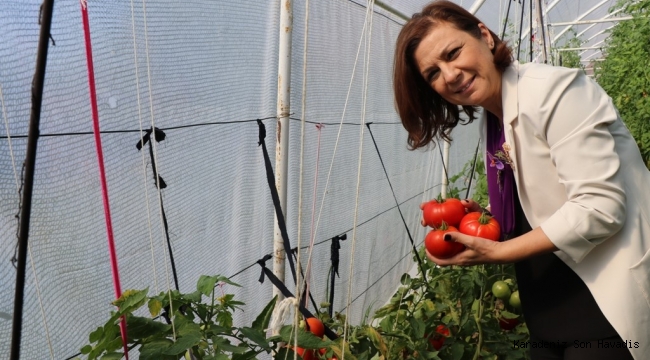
[139,0,178,340]
[343,1,375,357]
[130,0,159,296]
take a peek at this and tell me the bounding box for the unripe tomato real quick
[422,198,466,228]
[492,281,511,300]
[305,317,325,338]
[425,224,464,259]
[509,290,521,309]
[458,211,501,241]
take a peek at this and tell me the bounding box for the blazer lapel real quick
[500,62,520,174]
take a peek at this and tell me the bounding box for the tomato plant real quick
[422,198,466,228]
[425,224,464,259]
[459,211,501,241]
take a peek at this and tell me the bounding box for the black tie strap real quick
[329,234,346,317]
[256,120,298,284]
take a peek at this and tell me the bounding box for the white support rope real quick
[139,0,177,340]
[310,0,372,275]
[343,1,375,358]
[294,0,310,357]
[1,81,55,358]
[130,0,159,295]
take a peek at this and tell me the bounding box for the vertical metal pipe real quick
[10,1,55,359]
[535,0,549,63]
[273,0,293,302]
[440,141,450,198]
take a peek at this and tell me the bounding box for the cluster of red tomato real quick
[421,198,501,259]
[294,317,337,360]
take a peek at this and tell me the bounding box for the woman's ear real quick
[478,23,494,49]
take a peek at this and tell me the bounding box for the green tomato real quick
[492,281,511,300]
[509,290,521,309]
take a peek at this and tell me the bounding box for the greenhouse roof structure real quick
[376,0,633,70]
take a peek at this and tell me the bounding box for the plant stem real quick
[473,267,486,360]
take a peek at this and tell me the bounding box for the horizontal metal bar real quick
[549,16,635,26]
[556,46,603,52]
[375,0,410,21]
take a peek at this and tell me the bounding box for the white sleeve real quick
[534,69,626,263]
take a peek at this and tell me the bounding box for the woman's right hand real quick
[461,198,485,213]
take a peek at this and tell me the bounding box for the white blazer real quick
[479,62,650,359]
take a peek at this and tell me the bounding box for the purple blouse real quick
[485,112,516,240]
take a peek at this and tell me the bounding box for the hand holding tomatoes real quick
[421,198,504,265]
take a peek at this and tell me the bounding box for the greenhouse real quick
[1,0,649,359]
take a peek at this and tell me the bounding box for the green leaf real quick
[126,316,171,339]
[100,353,123,360]
[408,317,426,339]
[163,334,202,355]
[89,326,104,343]
[113,288,149,314]
[139,339,175,360]
[364,326,387,356]
[251,295,277,331]
[279,325,330,349]
[197,275,219,297]
[213,336,248,354]
[238,327,271,350]
[216,275,241,288]
[148,298,163,317]
[451,342,465,360]
[80,345,93,354]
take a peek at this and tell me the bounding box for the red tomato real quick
[422,198,466,228]
[318,348,337,360]
[425,224,464,259]
[459,211,501,241]
[427,325,450,350]
[305,317,325,338]
[498,317,520,331]
[296,347,315,360]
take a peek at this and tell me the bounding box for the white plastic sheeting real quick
[0,0,627,358]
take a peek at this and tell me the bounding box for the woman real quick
[394,1,650,359]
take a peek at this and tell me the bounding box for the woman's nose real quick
[441,65,460,85]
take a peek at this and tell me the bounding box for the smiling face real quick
[414,21,503,116]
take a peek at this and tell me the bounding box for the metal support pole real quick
[273,0,293,303]
[535,0,548,63]
[11,1,55,359]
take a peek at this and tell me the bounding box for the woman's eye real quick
[448,47,460,59]
[428,69,440,82]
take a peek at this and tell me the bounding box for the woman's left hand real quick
[426,227,559,266]
[425,231,506,266]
